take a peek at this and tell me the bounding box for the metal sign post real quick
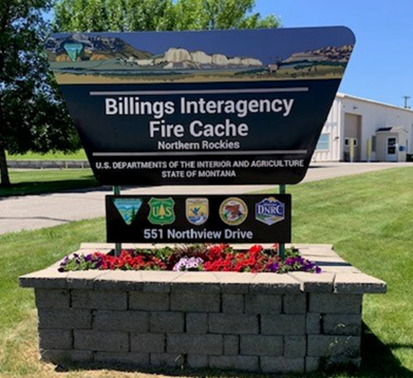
[113,185,121,256]
[279,184,286,260]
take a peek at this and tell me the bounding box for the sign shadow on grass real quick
[361,322,413,377]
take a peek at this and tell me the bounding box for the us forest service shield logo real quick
[113,198,142,225]
[148,197,176,225]
[186,198,209,226]
[255,197,285,226]
[219,197,248,226]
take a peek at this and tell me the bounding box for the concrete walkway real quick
[0,162,411,235]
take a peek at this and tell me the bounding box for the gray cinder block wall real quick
[20,244,386,374]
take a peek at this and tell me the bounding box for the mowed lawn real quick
[0,167,412,377]
[0,169,98,197]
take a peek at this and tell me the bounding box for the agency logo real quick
[255,197,285,226]
[148,197,175,225]
[186,198,209,226]
[220,197,248,226]
[113,198,142,225]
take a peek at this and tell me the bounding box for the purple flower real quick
[173,257,204,271]
[267,262,279,272]
[285,258,293,266]
[302,262,314,271]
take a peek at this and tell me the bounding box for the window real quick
[387,137,396,154]
[344,138,358,147]
[316,133,330,150]
[371,136,376,152]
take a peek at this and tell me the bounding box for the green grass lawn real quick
[7,150,87,160]
[0,167,412,377]
[0,169,99,197]
[273,167,413,377]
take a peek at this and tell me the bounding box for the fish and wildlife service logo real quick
[220,197,248,226]
[186,198,209,226]
[255,197,285,226]
[113,198,142,225]
[148,197,176,225]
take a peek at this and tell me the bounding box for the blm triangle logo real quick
[113,198,143,225]
[63,42,83,62]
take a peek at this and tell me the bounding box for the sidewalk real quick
[1,162,411,235]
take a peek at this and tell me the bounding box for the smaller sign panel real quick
[106,194,291,243]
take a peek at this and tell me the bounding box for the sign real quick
[47,27,355,185]
[106,194,291,243]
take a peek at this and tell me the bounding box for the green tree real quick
[172,0,280,31]
[0,0,80,187]
[54,0,176,32]
[53,0,280,32]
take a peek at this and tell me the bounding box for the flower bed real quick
[58,244,321,274]
[20,243,386,375]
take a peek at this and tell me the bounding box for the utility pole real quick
[403,96,411,109]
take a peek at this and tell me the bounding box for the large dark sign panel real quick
[47,27,355,185]
[106,194,291,243]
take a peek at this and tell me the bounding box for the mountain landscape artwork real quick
[46,29,354,84]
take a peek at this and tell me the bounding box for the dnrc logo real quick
[255,197,285,226]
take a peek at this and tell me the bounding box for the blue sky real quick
[254,0,413,108]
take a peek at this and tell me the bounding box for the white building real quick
[312,93,413,162]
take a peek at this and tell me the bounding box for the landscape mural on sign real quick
[47,28,355,186]
[46,31,353,84]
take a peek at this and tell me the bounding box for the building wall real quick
[312,94,413,162]
[376,129,409,162]
[311,97,342,162]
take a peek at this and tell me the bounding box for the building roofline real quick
[336,92,413,113]
[376,126,409,133]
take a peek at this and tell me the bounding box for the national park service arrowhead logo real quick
[148,197,176,225]
[113,198,142,225]
[186,198,208,226]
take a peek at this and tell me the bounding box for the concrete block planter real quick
[20,244,386,374]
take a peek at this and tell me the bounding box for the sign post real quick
[279,184,287,259]
[47,27,355,255]
[113,185,122,256]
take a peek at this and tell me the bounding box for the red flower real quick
[58,244,321,274]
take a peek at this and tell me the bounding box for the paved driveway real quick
[0,162,411,235]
